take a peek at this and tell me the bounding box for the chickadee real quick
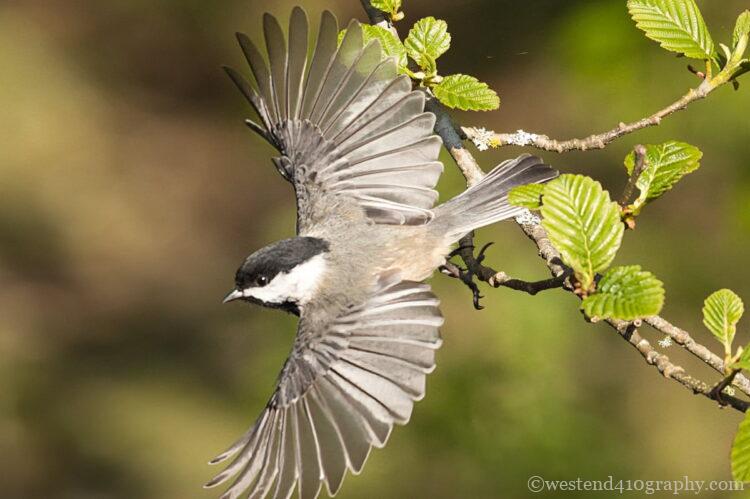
[207,7,557,499]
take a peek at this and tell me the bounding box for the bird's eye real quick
[256,275,268,287]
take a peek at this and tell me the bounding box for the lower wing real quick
[206,275,444,499]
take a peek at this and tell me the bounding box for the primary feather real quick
[207,278,443,498]
[224,7,443,231]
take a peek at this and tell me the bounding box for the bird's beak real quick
[223,289,243,304]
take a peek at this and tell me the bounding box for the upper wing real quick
[205,277,443,499]
[224,7,444,231]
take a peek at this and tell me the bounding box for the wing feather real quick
[334,360,413,423]
[305,389,348,494]
[217,411,275,498]
[286,7,308,121]
[313,377,374,472]
[327,370,394,451]
[226,10,444,230]
[322,58,397,138]
[206,278,443,498]
[341,349,426,399]
[297,402,323,499]
[328,75,412,145]
[308,21,364,124]
[317,40,383,130]
[263,13,288,121]
[300,11,339,121]
[248,415,283,499]
[271,412,298,499]
[236,33,276,124]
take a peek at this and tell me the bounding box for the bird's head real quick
[223,237,330,315]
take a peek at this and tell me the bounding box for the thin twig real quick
[463,81,713,153]
[710,370,741,406]
[491,272,569,295]
[644,316,750,397]
[619,144,647,207]
[451,234,569,296]
[612,320,749,413]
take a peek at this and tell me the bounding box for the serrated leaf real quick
[540,174,624,290]
[404,17,451,64]
[581,266,665,320]
[338,25,408,68]
[371,0,402,16]
[433,74,500,111]
[733,411,750,481]
[703,289,744,351]
[627,0,715,60]
[509,184,546,210]
[624,141,701,209]
[734,11,750,50]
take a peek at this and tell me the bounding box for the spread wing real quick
[205,277,443,499]
[224,7,444,231]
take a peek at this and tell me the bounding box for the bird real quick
[206,7,558,499]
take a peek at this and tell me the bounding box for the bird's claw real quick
[446,241,496,310]
[476,241,494,264]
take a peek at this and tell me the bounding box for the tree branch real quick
[463,80,714,153]
[644,316,750,396]
[358,0,749,413]
[611,320,750,413]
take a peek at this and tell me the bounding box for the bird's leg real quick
[443,233,569,307]
[441,235,487,310]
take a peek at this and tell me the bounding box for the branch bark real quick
[611,320,750,412]
[644,316,750,395]
[462,80,714,153]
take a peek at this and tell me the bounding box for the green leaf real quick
[733,411,750,481]
[627,0,715,60]
[540,174,624,290]
[731,346,750,372]
[581,266,665,320]
[703,289,744,352]
[404,17,451,64]
[362,25,408,68]
[338,25,408,69]
[370,0,402,17]
[433,74,500,111]
[417,52,437,76]
[624,141,701,210]
[508,184,546,210]
[734,11,750,50]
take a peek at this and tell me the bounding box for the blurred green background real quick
[2,0,750,497]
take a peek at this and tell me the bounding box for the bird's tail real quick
[432,154,558,242]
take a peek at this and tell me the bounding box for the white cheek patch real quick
[242,254,327,306]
